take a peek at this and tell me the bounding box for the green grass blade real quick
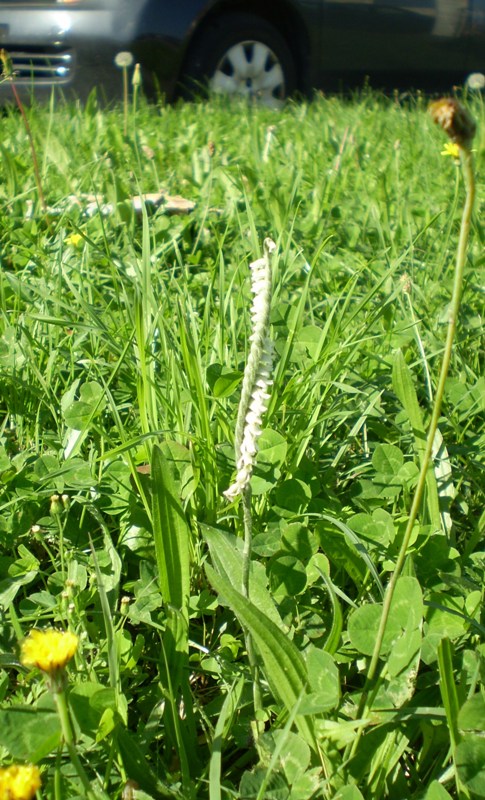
[392,349,442,533]
[209,677,244,800]
[437,637,470,800]
[151,443,190,611]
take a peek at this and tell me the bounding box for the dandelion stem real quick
[54,690,105,800]
[352,124,475,748]
[10,81,46,214]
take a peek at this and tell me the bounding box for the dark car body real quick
[0,0,483,104]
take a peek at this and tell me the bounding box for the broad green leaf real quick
[206,363,242,398]
[371,443,403,475]
[258,428,288,467]
[63,380,106,428]
[333,787,365,800]
[0,705,61,762]
[280,523,316,562]
[0,570,38,608]
[239,768,289,800]
[274,479,311,514]
[151,444,193,762]
[205,564,317,750]
[458,692,485,733]
[268,555,307,598]
[259,730,311,784]
[348,604,393,656]
[456,735,485,797]
[387,626,421,677]
[319,572,343,655]
[300,647,340,713]
[202,525,283,629]
[348,509,395,548]
[70,682,107,739]
[424,781,453,800]
[213,371,243,398]
[297,325,326,360]
[349,577,422,657]
[422,593,468,664]
[390,575,423,631]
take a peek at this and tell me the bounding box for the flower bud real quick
[49,494,62,516]
[429,97,476,150]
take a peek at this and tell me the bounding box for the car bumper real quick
[0,2,174,103]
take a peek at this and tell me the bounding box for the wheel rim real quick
[210,41,285,108]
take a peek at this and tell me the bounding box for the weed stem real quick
[54,689,107,800]
[354,140,475,741]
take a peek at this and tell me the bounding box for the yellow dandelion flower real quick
[20,629,78,675]
[0,764,41,800]
[441,142,460,159]
[64,233,83,248]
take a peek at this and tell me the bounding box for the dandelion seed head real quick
[114,51,134,68]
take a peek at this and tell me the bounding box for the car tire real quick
[182,13,296,107]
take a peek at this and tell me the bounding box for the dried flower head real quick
[21,629,78,676]
[0,764,41,800]
[429,97,476,150]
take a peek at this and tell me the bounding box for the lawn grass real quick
[0,86,484,799]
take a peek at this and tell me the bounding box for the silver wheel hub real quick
[210,41,285,108]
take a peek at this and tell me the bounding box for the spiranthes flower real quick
[21,629,78,676]
[224,239,276,500]
[429,97,476,150]
[441,141,460,160]
[0,764,41,800]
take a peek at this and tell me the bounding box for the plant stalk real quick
[353,145,475,739]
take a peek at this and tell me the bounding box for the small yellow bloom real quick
[64,233,83,248]
[441,142,460,159]
[20,629,78,675]
[0,764,41,800]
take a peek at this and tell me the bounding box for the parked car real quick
[0,0,483,106]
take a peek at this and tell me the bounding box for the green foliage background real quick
[0,88,484,799]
